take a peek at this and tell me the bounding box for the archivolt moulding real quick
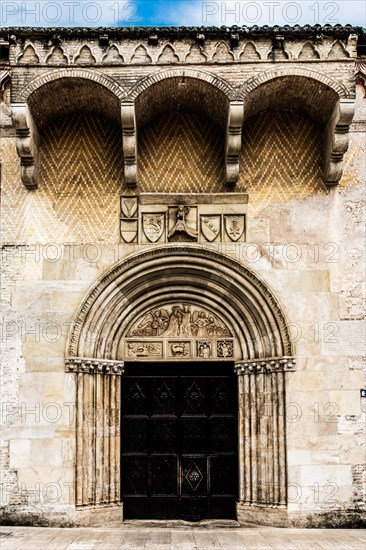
[66,246,295,512]
[66,245,294,365]
[127,67,234,101]
[19,67,127,102]
[237,65,352,99]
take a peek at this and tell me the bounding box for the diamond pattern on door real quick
[121,363,238,520]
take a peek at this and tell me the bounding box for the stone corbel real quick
[225,101,244,186]
[323,98,355,185]
[65,356,125,375]
[11,102,39,189]
[121,102,138,188]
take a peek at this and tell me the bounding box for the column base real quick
[236,502,289,527]
[74,504,123,527]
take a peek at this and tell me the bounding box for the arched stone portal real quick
[66,246,295,524]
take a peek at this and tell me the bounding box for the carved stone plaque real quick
[168,341,191,358]
[120,219,138,243]
[197,340,212,358]
[121,196,138,218]
[168,205,198,241]
[200,215,221,242]
[126,342,163,358]
[224,215,245,242]
[142,213,165,243]
[120,194,248,244]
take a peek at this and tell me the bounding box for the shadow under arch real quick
[238,66,355,185]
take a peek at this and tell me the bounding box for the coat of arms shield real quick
[120,219,138,243]
[200,215,221,242]
[121,196,138,218]
[224,215,245,242]
[143,213,165,243]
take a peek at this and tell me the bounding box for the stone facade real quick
[0,25,365,527]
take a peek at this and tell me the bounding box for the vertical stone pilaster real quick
[237,370,245,502]
[235,357,295,512]
[66,358,124,508]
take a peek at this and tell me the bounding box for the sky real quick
[1,1,365,28]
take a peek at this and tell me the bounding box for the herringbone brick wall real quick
[239,111,327,213]
[138,112,225,193]
[1,110,330,242]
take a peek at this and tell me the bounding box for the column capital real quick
[65,357,125,376]
[234,356,296,375]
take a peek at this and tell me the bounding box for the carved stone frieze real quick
[120,193,248,244]
[65,357,125,375]
[124,303,234,361]
[128,303,232,339]
[124,302,235,360]
[126,342,163,359]
[234,357,296,374]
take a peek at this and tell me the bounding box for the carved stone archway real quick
[66,246,295,524]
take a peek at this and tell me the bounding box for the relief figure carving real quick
[127,342,163,358]
[128,304,231,339]
[169,342,190,357]
[197,341,211,358]
[168,205,198,240]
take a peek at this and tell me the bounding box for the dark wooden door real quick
[121,362,238,520]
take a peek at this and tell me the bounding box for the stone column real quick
[65,358,124,509]
[234,357,295,524]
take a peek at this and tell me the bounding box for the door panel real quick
[121,362,238,520]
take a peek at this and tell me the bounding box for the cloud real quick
[1,0,141,27]
[151,0,366,27]
[1,0,365,28]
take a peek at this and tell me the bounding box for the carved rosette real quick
[65,357,124,375]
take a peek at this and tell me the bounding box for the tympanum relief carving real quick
[120,193,248,244]
[122,303,234,361]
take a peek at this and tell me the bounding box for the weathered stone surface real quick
[1,25,365,528]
